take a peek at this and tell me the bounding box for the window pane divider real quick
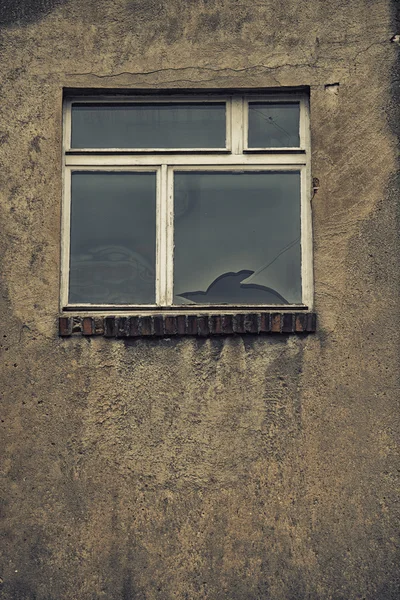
[165,166,174,305]
[65,154,307,167]
[231,96,244,154]
[157,165,168,306]
[65,149,231,155]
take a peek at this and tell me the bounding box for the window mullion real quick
[157,164,168,306]
[231,95,244,155]
[165,166,174,305]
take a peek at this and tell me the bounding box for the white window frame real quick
[61,92,313,311]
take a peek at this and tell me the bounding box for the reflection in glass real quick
[174,172,301,305]
[71,103,226,149]
[248,103,300,148]
[69,172,156,304]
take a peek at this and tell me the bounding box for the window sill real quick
[59,312,316,337]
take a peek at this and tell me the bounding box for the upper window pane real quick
[71,103,226,149]
[248,102,300,148]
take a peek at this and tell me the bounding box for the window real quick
[61,92,312,311]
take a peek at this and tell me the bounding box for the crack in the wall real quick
[351,40,390,62]
[63,39,391,85]
[65,62,316,79]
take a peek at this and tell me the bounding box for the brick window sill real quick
[59,312,316,337]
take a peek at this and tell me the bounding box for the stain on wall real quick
[0,0,70,27]
[0,0,399,599]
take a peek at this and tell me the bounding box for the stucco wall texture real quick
[0,1,399,599]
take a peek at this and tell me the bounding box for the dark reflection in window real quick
[174,171,301,305]
[71,103,226,149]
[178,270,289,304]
[248,103,300,148]
[69,172,156,304]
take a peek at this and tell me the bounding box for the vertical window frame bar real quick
[64,98,72,152]
[231,96,244,155]
[299,95,307,151]
[60,165,72,309]
[300,165,313,309]
[156,166,164,306]
[225,99,232,152]
[300,94,313,308]
[165,165,175,306]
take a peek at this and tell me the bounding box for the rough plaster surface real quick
[0,0,399,598]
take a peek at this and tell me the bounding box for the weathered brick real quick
[245,313,259,333]
[116,317,128,337]
[197,315,210,336]
[104,317,117,337]
[209,315,222,334]
[271,313,282,333]
[176,315,186,335]
[94,317,105,335]
[165,316,176,335]
[260,313,271,333]
[282,313,294,333]
[153,315,164,336]
[295,313,307,332]
[72,317,82,333]
[187,315,198,335]
[140,316,153,336]
[128,316,141,337]
[60,311,317,338]
[221,314,234,334]
[82,317,94,336]
[59,317,72,336]
[234,314,246,333]
[306,313,317,332]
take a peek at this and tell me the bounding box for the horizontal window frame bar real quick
[63,304,309,312]
[66,149,232,155]
[244,148,306,154]
[65,165,305,174]
[65,154,307,166]
[168,165,303,172]
[66,93,305,105]
[67,95,232,104]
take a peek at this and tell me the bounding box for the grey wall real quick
[0,1,399,599]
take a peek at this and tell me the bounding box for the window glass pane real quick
[174,171,301,305]
[69,172,156,304]
[71,103,226,149]
[248,103,300,148]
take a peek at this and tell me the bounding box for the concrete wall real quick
[0,1,399,598]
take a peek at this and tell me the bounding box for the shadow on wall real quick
[0,0,70,27]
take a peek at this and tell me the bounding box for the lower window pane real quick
[69,172,156,304]
[173,171,301,305]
